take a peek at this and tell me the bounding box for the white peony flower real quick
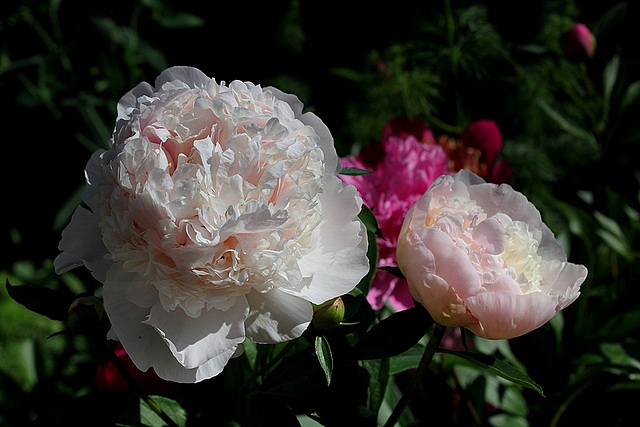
[55,66,369,382]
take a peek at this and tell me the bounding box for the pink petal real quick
[465,292,558,339]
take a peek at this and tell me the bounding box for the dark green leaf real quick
[315,335,333,386]
[350,305,433,360]
[389,344,425,374]
[140,395,187,427]
[339,166,373,176]
[358,204,384,240]
[379,266,405,279]
[5,279,69,321]
[360,358,390,414]
[352,224,378,297]
[440,349,544,396]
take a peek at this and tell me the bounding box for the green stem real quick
[383,324,447,427]
[105,342,180,427]
[244,339,297,386]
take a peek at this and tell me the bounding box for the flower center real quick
[427,195,543,293]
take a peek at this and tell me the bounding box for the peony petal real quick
[397,229,478,328]
[54,206,110,283]
[145,297,248,370]
[541,259,587,310]
[269,86,340,175]
[418,227,481,299]
[102,263,237,383]
[244,288,313,344]
[154,66,211,89]
[465,292,558,339]
[294,176,369,303]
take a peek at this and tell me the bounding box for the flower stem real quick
[244,339,297,386]
[383,324,447,427]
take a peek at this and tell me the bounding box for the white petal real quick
[294,176,369,303]
[54,206,110,283]
[154,66,211,89]
[145,297,248,369]
[268,86,340,175]
[244,288,312,344]
[102,263,236,383]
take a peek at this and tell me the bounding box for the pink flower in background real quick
[96,342,177,394]
[397,171,587,339]
[439,119,512,183]
[340,119,449,310]
[562,23,596,61]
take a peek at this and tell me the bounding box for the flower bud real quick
[311,297,345,330]
[66,295,104,334]
[561,23,596,60]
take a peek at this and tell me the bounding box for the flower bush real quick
[397,171,587,339]
[54,66,369,382]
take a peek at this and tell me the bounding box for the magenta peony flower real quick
[460,119,503,167]
[561,23,596,60]
[397,171,587,339]
[340,122,449,310]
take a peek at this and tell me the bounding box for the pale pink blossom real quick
[340,123,449,310]
[397,171,587,339]
[55,66,369,382]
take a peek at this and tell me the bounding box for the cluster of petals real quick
[397,171,587,339]
[55,66,369,382]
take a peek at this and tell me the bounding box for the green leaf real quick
[537,99,598,148]
[352,207,380,297]
[378,266,405,279]
[440,349,545,396]
[350,306,432,360]
[5,279,69,321]
[140,396,187,427]
[339,166,373,176]
[360,358,390,414]
[389,344,425,374]
[315,335,333,386]
[602,56,620,123]
[358,204,384,240]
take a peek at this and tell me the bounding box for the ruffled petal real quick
[54,206,111,283]
[154,66,211,89]
[244,288,313,344]
[102,263,239,382]
[145,298,248,370]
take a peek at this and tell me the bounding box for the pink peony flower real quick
[440,119,511,183]
[55,66,369,382]
[340,121,449,310]
[561,23,596,60]
[397,171,587,339]
[459,119,503,167]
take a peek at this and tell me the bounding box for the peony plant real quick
[54,66,369,383]
[397,170,587,339]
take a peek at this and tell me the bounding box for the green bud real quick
[311,297,345,331]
